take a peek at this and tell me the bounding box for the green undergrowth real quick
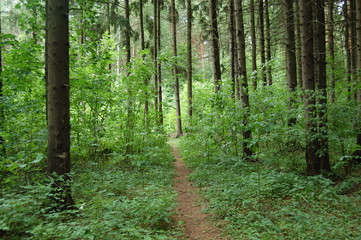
[0,142,181,240]
[178,136,361,240]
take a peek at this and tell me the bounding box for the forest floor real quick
[171,145,225,240]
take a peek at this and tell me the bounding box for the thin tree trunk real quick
[284,0,297,125]
[259,0,267,85]
[295,1,303,89]
[107,0,112,70]
[47,0,74,209]
[265,0,272,85]
[354,0,361,160]
[209,0,221,93]
[350,0,357,100]
[235,0,254,161]
[140,0,149,126]
[187,0,193,117]
[229,0,236,98]
[171,0,183,137]
[315,0,331,171]
[157,0,163,126]
[250,0,258,90]
[153,0,159,120]
[327,0,335,102]
[0,3,4,155]
[125,0,131,65]
[344,0,352,100]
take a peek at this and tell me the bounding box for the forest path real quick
[171,144,224,240]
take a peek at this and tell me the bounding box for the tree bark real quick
[295,1,303,89]
[354,0,361,160]
[171,0,183,137]
[47,0,74,209]
[209,0,221,93]
[327,0,335,102]
[0,3,4,155]
[153,0,159,120]
[235,0,254,161]
[229,0,236,98]
[315,0,331,171]
[265,0,272,85]
[284,0,297,125]
[187,0,193,117]
[350,0,357,100]
[157,0,163,126]
[125,0,131,65]
[140,0,149,126]
[344,0,352,100]
[250,0,258,90]
[258,0,267,85]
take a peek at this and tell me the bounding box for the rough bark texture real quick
[47,0,74,209]
[354,0,361,160]
[284,0,297,125]
[229,0,236,97]
[140,0,149,126]
[327,0,335,102]
[187,0,193,117]
[250,0,258,90]
[344,0,352,100]
[235,0,254,161]
[124,0,131,65]
[0,3,4,155]
[171,0,183,137]
[157,0,163,126]
[259,0,267,85]
[350,0,357,100]
[265,0,272,85]
[295,2,303,89]
[153,0,159,119]
[301,0,317,173]
[209,0,221,93]
[315,0,331,171]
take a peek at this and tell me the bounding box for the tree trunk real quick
[140,0,149,126]
[259,0,267,85]
[301,0,330,174]
[157,0,163,126]
[153,0,159,120]
[354,0,361,160]
[295,1,303,89]
[315,0,331,171]
[0,3,4,155]
[235,0,254,161]
[327,0,335,102]
[344,0,352,101]
[284,0,297,125]
[265,0,272,85]
[125,0,131,65]
[229,0,236,98]
[171,0,183,137]
[250,0,258,90]
[209,0,221,93]
[187,0,193,117]
[350,0,357,100]
[47,0,74,209]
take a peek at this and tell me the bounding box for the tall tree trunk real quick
[235,0,254,161]
[47,0,74,209]
[295,1,303,89]
[265,0,272,85]
[125,0,131,65]
[327,0,335,102]
[229,0,236,98]
[187,0,193,117]
[301,0,330,174]
[284,0,297,125]
[259,0,267,85]
[209,0,221,93]
[171,0,183,137]
[0,3,4,155]
[153,0,159,121]
[250,0,258,89]
[140,0,149,126]
[157,0,163,126]
[344,0,352,100]
[107,0,112,70]
[350,0,357,100]
[315,0,331,171]
[354,0,361,160]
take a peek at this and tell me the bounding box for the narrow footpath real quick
[171,146,224,240]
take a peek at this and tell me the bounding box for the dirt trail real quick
[171,146,224,240]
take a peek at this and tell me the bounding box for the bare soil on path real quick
[171,146,225,240]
